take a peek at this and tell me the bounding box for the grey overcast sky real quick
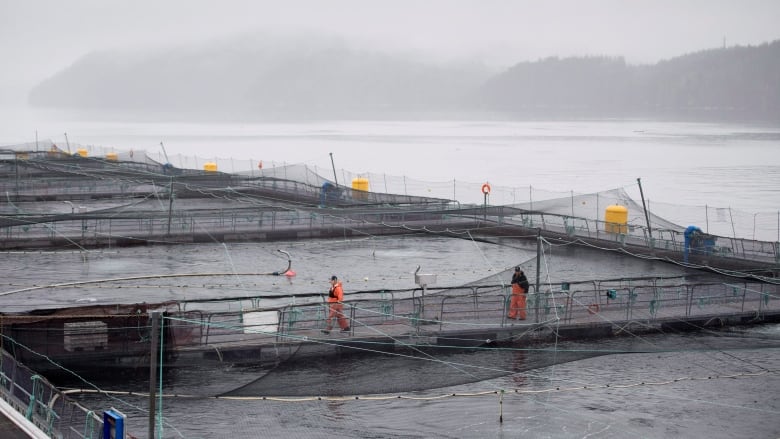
[1,0,779,103]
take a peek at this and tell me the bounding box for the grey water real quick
[2,118,780,438]
[65,329,780,439]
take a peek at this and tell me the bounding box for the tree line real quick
[29,39,780,122]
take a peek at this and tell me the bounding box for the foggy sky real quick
[1,0,779,106]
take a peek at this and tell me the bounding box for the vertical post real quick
[148,312,160,439]
[483,192,487,221]
[421,284,426,321]
[498,389,504,423]
[14,154,19,196]
[753,213,757,242]
[166,179,174,236]
[535,229,541,323]
[728,207,737,240]
[596,192,600,238]
[64,132,71,154]
[329,152,338,186]
[636,178,652,238]
[570,190,574,217]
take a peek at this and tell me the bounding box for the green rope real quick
[0,355,5,388]
[25,375,41,420]
[46,407,58,436]
[650,289,662,316]
[379,291,393,320]
[649,299,659,316]
[157,316,165,439]
[84,410,95,439]
[628,288,638,305]
[288,307,302,329]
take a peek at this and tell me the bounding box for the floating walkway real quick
[2,274,780,437]
[4,273,779,375]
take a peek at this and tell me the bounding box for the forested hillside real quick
[29,38,780,121]
[479,41,780,120]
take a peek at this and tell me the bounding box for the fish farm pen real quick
[1,141,780,438]
[0,144,778,275]
[2,269,780,438]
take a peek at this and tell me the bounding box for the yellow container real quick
[352,177,369,200]
[105,152,118,161]
[352,178,369,192]
[605,205,628,234]
[76,148,88,157]
[203,162,218,172]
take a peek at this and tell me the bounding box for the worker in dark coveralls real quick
[508,267,529,320]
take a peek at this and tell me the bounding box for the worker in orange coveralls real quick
[508,267,529,320]
[322,275,350,334]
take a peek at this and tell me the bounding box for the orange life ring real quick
[481,183,491,194]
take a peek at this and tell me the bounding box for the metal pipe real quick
[148,312,160,439]
[160,141,170,164]
[637,178,652,238]
[329,152,338,186]
[535,228,541,323]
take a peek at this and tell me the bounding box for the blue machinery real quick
[103,408,126,439]
[684,225,717,262]
[319,182,342,207]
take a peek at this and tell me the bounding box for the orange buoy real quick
[258,160,263,169]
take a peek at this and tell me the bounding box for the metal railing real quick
[155,277,780,354]
[490,207,780,266]
[1,349,106,439]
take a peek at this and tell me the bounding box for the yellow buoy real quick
[105,152,118,161]
[605,205,628,234]
[203,162,218,172]
[352,177,369,200]
[76,148,88,157]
